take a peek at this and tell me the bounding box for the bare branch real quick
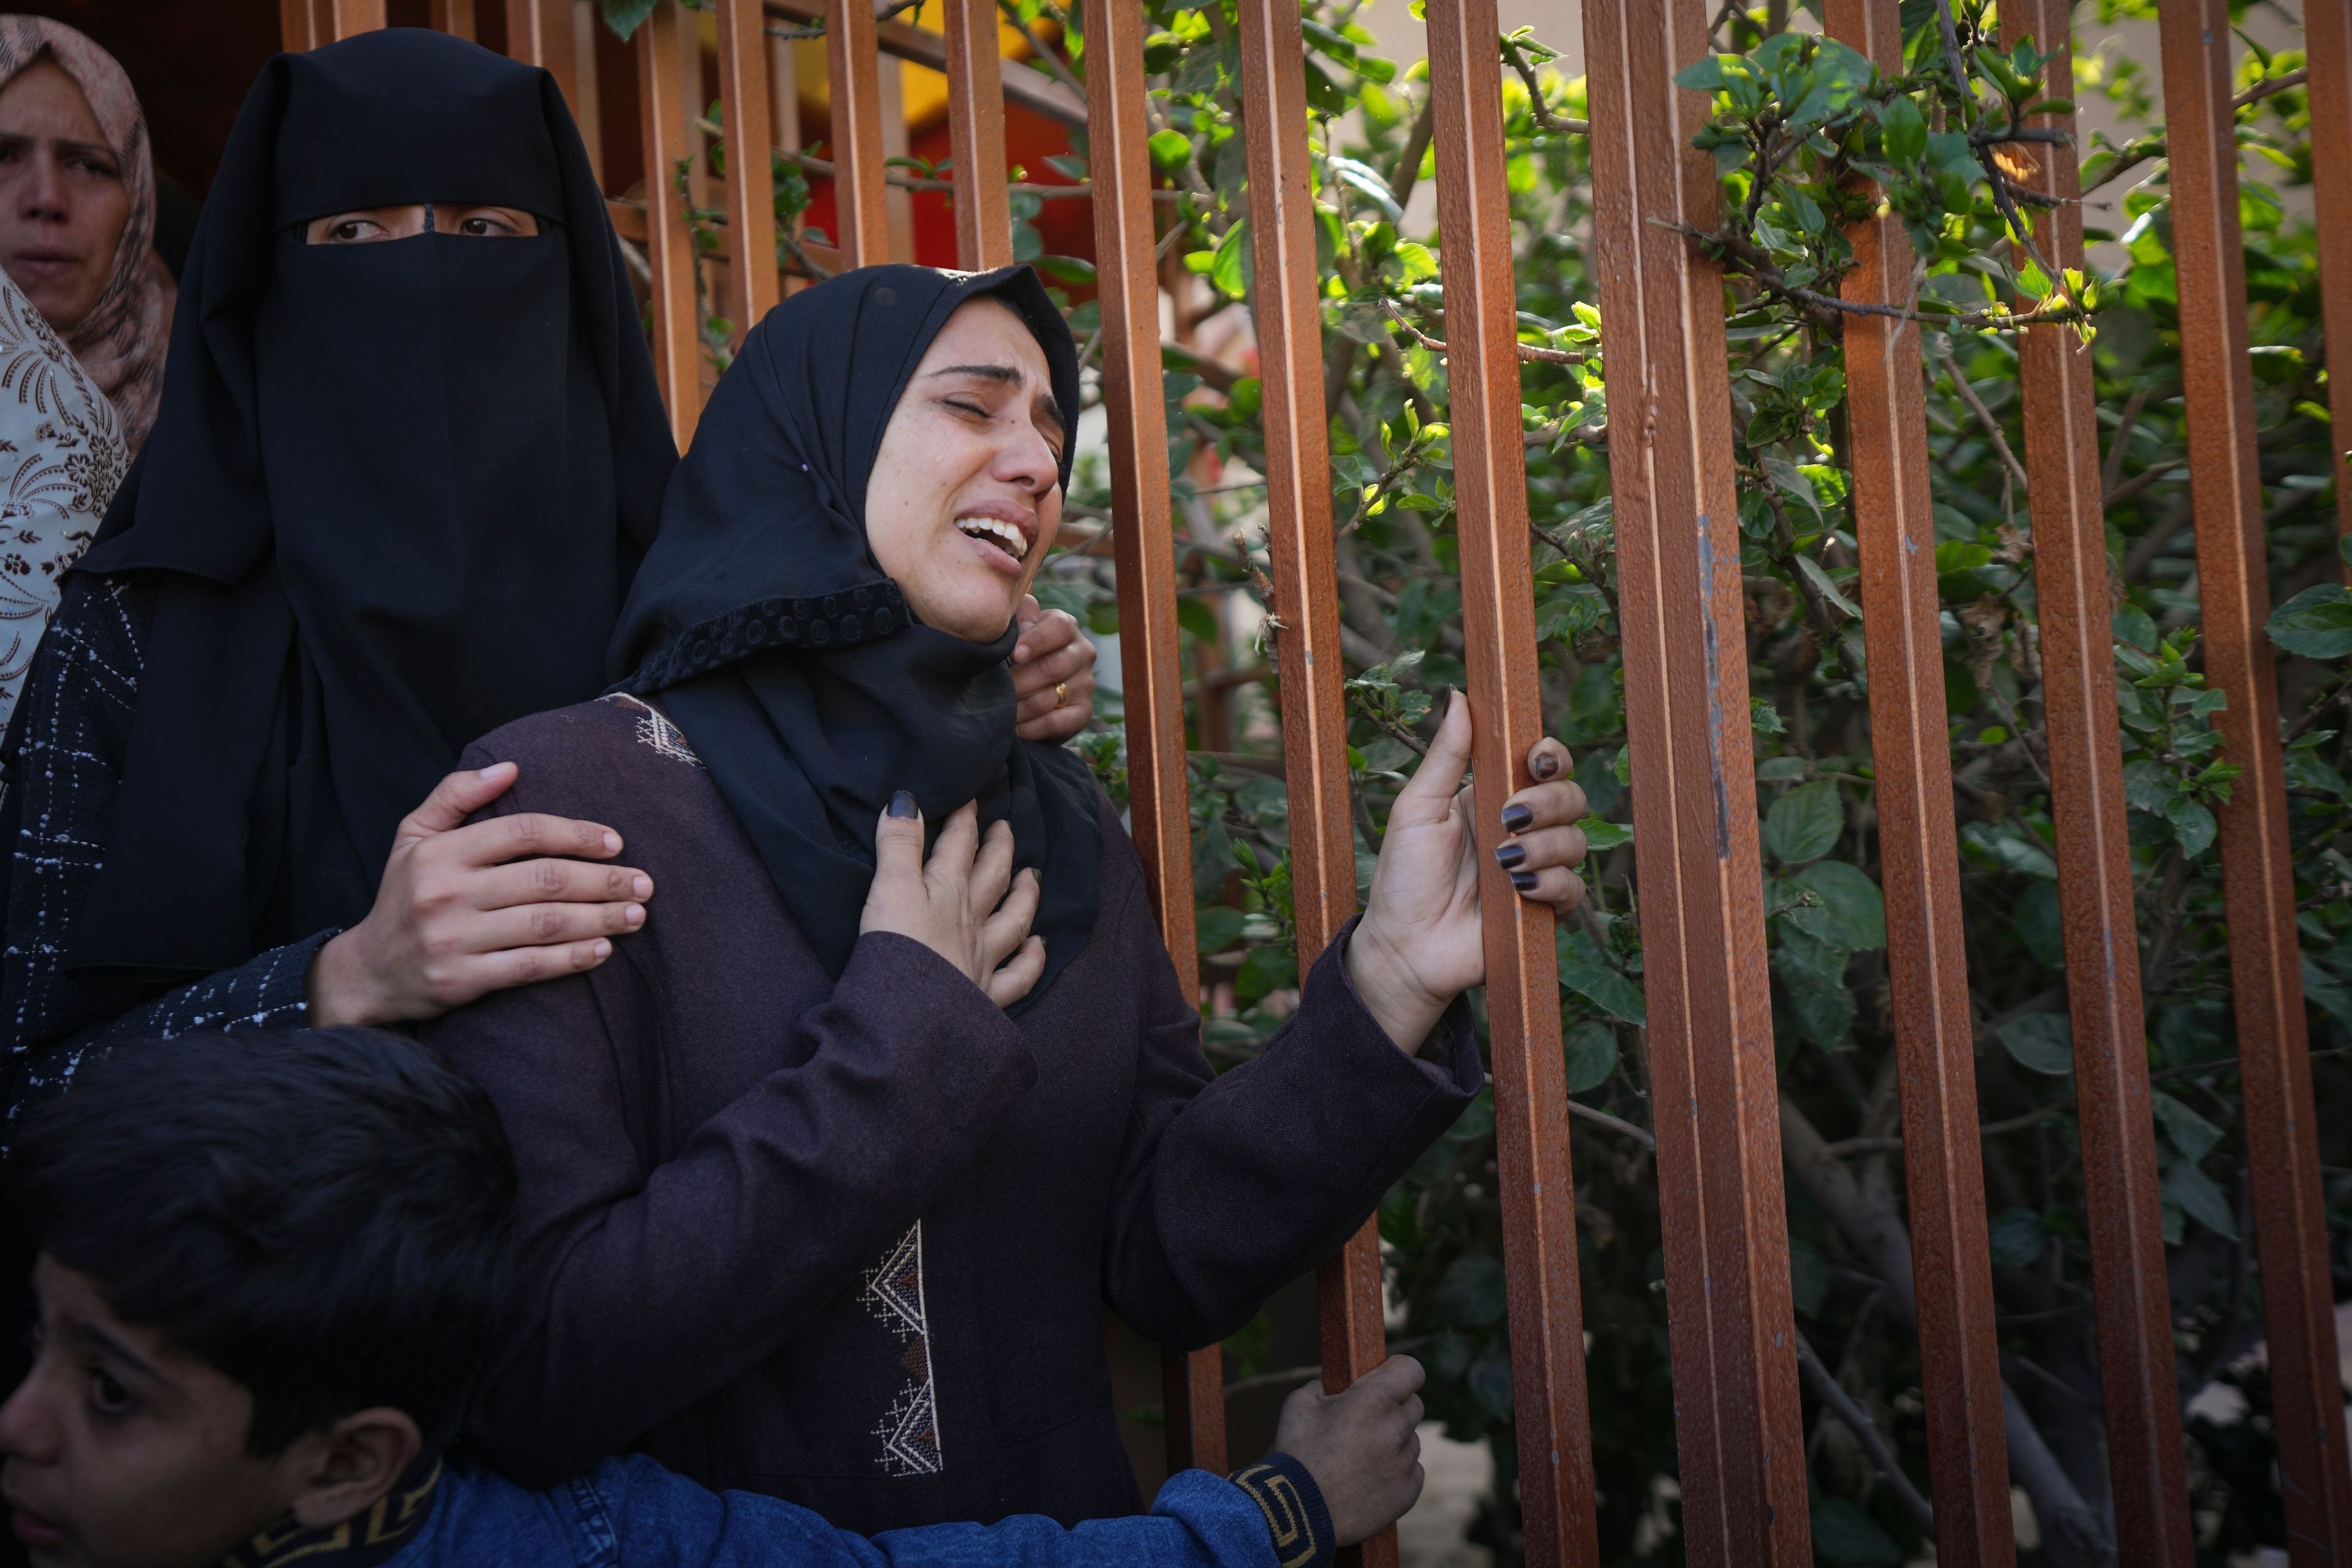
[1796,1332,1936,1536]
[1931,337,2032,499]
[1382,298,1585,366]
[1499,34,1591,139]
[1564,1095,1656,1149]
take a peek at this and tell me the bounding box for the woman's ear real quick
[285,1406,424,1529]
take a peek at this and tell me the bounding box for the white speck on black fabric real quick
[0,576,328,1139]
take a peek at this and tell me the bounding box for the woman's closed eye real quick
[937,386,1063,466]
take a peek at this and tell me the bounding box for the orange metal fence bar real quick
[430,0,477,40]
[638,0,704,448]
[1819,0,2013,1559]
[1579,0,1807,1559]
[1231,2,1393,1561]
[508,0,582,123]
[1421,5,1600,1565]
[2000,1,2193,1560]
[284,0,383,48]
[826,0,892,268]
[942,0,1014,272]
[715,0,781,347]
[2309,0,2352,562]
[1082,0,1225,1477]
[2158,4,2352,1559]
[280,0,318,51]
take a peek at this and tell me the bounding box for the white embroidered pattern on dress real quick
[602,693,701,767]
[861,1220,942,1477]
[0,277,124,714]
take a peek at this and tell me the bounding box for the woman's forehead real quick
[0,59,104,143]
[924,295,1051,377]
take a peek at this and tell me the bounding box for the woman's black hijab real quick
[612,264,1099,1011]
[57,29,674,979]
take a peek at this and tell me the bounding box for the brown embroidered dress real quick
[423,695,1480,1535]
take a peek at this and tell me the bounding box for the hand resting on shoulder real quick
[307,763,653,1027]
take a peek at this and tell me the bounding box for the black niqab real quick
[62,29,674,979]
[612,264,1100,1011]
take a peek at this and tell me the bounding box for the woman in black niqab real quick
[610,263,1099,1003]
[66,27,673,978]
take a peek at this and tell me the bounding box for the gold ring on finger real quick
[1055,681,1069,707]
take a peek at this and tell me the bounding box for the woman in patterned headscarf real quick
[0,261,119,723]
[0,18,170,454]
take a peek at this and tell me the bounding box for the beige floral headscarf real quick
[0,264,123,721]
[0,18,171,456]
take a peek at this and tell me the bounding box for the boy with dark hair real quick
[0,1028,1426,1568]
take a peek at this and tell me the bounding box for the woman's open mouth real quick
[955,514,1030,567]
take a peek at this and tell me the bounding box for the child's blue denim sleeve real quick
[586,1457,1278,1568]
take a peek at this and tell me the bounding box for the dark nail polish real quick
[1494,843,1526,869]
[888,790,919,819]
[1510,870,1539,892]
[1500,802,1534,832]
[1532,752,1559,779]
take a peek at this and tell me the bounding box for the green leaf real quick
[1028,253,1096,285]
[2126,761,2173,823]
[2267,583,2352,658]
[1811,1498,1902,1567]
[1558,929,1647,1024]
[2165,1158,2238,1240]
[1763,455,1823,521]
[1233,944,1297,1003]
[2152,1091,2223,1163]
[2166,796,2217,858]
[1962,821,2059,879]
[2015,881,2065,970]
[1466,1351,1515,1419]
[1771,929,1854,1046]
[1997,1012,2075,1075]
[1674,55,1728,92]
[600,0,659,39]
[1147,127,1193,173]
[1880,93,1927,162]
[1580,816,1634,851]
[1562,1019,1619,1094]
[1177,595,1219,644]
[1434,1253,1507,1326]
[2305,954,2352,1030]
[1796,553,1863,620]
[1209,218,1251,301]
[1988,1207,2049,1267]
[1764,780,1845,865]
[1787,861,1887,949]
[1327,156,1404,222]
[1300,17,1360,69]
[1391,240,1439,282]
[1195,905,1246,956]
[1790,1238,1831,1316]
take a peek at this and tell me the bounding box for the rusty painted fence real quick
[290,0,2352,1561]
